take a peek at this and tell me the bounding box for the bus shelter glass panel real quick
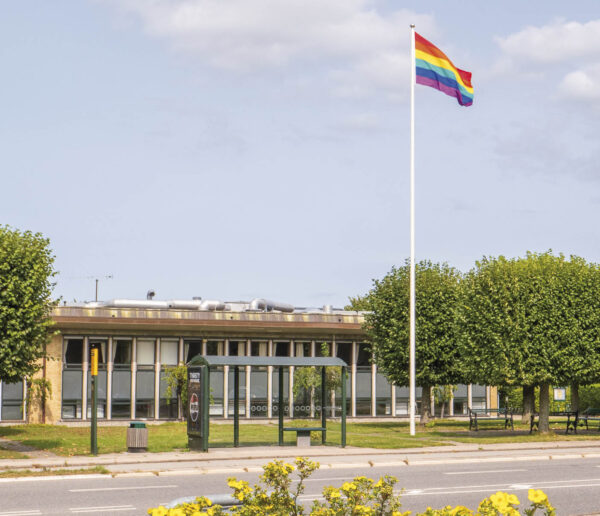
[210,367,224,416]
[227,368,246,417]
[160,339,179,418]
[355,344,372,415]
[333,368,351,417]
[87,339,107,419]
[293,365,314,418]
[249,366,268,418]
[112,339,132,418]
[1,382,24,420]
[135,339,155,418]
[376,373,392,415]
[334,342,352,416]
[271,369,289,417]
[62,338,83,419]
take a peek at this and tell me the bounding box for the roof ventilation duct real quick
[248,298,294,313]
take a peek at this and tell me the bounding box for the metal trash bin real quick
[126,421,148,452]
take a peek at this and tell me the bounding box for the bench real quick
[529,411,578,434]
[282,427,326,446]
[468,408,514,431]
[579,408,600,431]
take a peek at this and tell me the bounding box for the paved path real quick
[0,436,58,459]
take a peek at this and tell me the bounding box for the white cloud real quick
[497,19,600,66]
[101,0,434,95]
[558,66,600,102]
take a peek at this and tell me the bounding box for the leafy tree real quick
[164,363,189,419]
[457,251,600,432]
[361,260,463,423]
[0,226,56,383]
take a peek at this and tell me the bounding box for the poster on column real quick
[187,367,204,437]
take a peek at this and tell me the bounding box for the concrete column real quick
[449,388,454,416]
[267,340,273,419]
[106,337,113,420]
[430,388,435,417]
[82,336,89,420]
[0,381,3,421]
[486,386,491,410]
[371,360,377,417]
[310,340,316,418]
[351,341,357,417]
[223,339,229,419]
[245,340,251,419]
[202,339,207,356]
[288,340,294,417]
[154,338,161,420]
[391,383,396,417]
[131,338,137,420]
[467,384,473,411]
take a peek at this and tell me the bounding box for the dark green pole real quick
[91,375,98,455]
[202,366,210,452]
[341,366,347,448]
[234,366,239,447]
[321,366,327,444]
[278,366,284,446]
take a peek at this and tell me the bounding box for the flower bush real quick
[148,458,556,516]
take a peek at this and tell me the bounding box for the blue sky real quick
[2,1,600,306]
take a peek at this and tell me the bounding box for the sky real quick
[2,1,600,307]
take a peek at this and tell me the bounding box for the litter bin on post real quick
[127,421,148,452]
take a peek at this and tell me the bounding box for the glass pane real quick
[473,384,486,397]
[271,369,289,417]
[64,339,83,365]
[113,340,132,365]
[206,340,220,355]
[112,371,131,400]
[356,367,372,415]
[2,404,23,420]
[356,344,371,366]
[89,340,107,364]
[294,342,311,357]
[137,339,155,365]
[185,340,203,362]
[62,370,83,399]
[376,373,391,415]
[160,339,178,365]
[228,341,245,356]
[336,342,352,365]
[2,381,23,401]
[210,368,224,416]
[249,367,268,418]
[136,370,155,399]
[227,369,246,416]
[274,341,289,357]
[251,342,267,357]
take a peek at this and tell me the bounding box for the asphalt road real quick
[1,456,600,515]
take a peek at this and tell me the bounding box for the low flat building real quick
[0,297,496,424]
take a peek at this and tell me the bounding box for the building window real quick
[87,339,107,419]
[112,339,132,419]
[356,344,372,416]
[274,341,290,357]
[160,339,179,419]
[62,338,83,419]
[136,339,155,418]
[375,373,391,415]
[1,381,24,421]
[185,340,202,363]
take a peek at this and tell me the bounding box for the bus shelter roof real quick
[187,355,347,368]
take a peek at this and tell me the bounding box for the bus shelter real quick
[186,355,348,451]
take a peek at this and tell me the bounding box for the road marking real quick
[70,505,135,513]
[445,469,527,475]
[0,511,42,516]
[69,484,177,492]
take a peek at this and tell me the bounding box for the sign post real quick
[90,347,98,456]
[187,366,207,451]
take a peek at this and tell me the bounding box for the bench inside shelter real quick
[186,355,348,451]
[468,408,514,431]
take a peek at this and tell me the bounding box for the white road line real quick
[69,484,177,492]
[0,511,41,516]
[70,505,135,514]
[445,469,527,475]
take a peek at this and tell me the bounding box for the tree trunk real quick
[571,383,580,412]
[522,385,535,423]
[539,383,550,433]
[420,385,431,424]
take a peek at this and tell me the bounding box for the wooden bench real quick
[282,427,326,446]
[529,411,578,434]
[468,408,514,431]
[579,408,600,431]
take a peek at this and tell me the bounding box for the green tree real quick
[457,251,600,432]
[0,226,56,383]
[362,260,463,423]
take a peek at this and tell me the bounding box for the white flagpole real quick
[409,24,416,437]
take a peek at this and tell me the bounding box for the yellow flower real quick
[450,505,473,516]
[342,482,357,491]
[505,493,519,506]
[528,489,548,505]
[490,491,508,507]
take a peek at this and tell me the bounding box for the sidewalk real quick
[3,440,600,477]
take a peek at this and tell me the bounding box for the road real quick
[1,453,600,515]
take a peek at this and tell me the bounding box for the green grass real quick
[1,419,600,456]
[0,445,28,459]
[0,466,109,478]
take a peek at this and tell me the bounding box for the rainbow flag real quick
[415,33,473,107]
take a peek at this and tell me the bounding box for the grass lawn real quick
[1,418,599,456]
[0,445,28,460]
